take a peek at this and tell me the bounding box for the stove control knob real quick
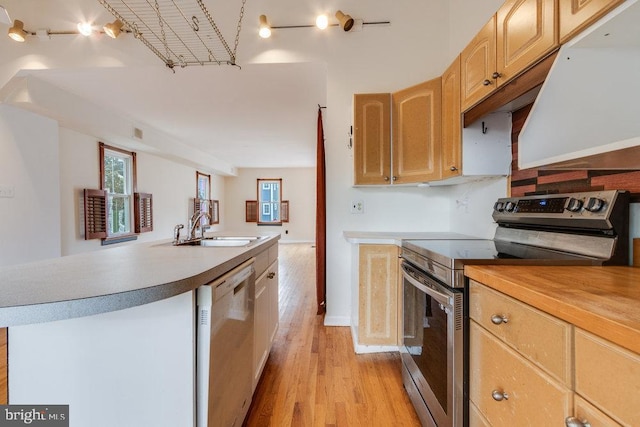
[494,202,504,212]
[585,197,605,212]
[566,198,583,212]
[504,201,516,212]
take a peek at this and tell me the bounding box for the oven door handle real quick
[401,264,451,307]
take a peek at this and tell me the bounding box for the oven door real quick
[401,261,463,427]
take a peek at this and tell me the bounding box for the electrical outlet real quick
[0,186,15,198]
[351,200,364,214]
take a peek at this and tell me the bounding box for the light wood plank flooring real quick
[245,243,421,427]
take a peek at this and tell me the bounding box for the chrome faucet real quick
[189,211,211,240]
[173,224,184,244]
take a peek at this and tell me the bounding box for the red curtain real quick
[316,107,326,315]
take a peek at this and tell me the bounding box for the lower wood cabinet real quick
[357,244,399,346]
[469,279,639,427]
[253,258,279,391]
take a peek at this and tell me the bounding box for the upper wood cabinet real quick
[461,0,558,111]
[559,0,624,43]
[461,17,497,111]
[392,78,442,184]
[441,56,462,179]
[353,94,391,185]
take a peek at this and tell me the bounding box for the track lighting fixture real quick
[77,22,93,36]
[103,19,123,38]
[315,15,328,30]
[259,14,271,38]
[258,11,389,38]
[8,19,26,42]
[335,10,354,32]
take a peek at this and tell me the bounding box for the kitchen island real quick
[465,265,640,426]
[0,234,279,427]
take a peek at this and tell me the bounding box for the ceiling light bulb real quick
[8,19,26,42]
[103,19,123,38]
[77,22,93,36]
[258,14,271,39]
[315,15,328,30]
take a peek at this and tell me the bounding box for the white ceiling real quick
[0,0,332,170]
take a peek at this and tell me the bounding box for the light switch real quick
[0,186,15,198]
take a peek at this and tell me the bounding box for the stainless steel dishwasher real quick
[196,258,255,427]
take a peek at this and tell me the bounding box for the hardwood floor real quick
[245,243,421,427]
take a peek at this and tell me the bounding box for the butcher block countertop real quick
[464,265,640,355]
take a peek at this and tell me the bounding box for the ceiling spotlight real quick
[315,15,328,30]
[259,14,271,38]
[77,22,93,36]
[8,19,26,42]
[103,19,123,38]
[335,10,354,32]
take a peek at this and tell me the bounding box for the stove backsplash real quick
[510,104,640,265]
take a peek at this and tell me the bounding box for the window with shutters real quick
[83,143,152,244]
[194,172,219,226]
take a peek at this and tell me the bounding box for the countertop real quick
[343,231,481,245]
[465,265,640,354]
[0,234,280,327]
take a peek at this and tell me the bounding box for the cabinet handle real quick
[267,272,276,279]
[491,390,509,401]
[565,416,591,427]
[492,72,502,79]
[392,176,397,181]
[449,166,458,172]
[482,79,492,86]
[384,176,390,181]
[490,314,508,325]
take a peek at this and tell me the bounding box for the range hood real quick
[518,0,640,170]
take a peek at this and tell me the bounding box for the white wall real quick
[59,127,225,255]
[224,168,316,243]
[0,105,61,267]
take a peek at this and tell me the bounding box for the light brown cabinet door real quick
[461,16,497,111]
[559,0,624,43]
[496,0,558,85]
[358,245,398,346]
[470,321,572,427]
[574,329,640,426]
[441,56,462,179]
[392,78,442,184]
[353,93,391,185]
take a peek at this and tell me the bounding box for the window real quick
[194,172,219,225]
[101,143,136,238]
[257,178,282,225]
[84,143,151,243]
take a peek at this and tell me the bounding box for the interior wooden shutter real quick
[135,192,153,233]
[245,200,257,222]
[84,189,108,240]
[210,200,220,224]
[281,200,289,223]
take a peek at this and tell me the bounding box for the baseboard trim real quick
[323,316,349,326]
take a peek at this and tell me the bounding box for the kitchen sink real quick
[174,235,267,247]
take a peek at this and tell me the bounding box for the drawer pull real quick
[491,390,509,401]
[490,314,508,325]
[267,272,276,279]
[565,416,591,427]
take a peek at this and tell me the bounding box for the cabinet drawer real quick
[575,329,640,426]
[470,321,572,427]
[574,395,621,427]
[469,280,572,385]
